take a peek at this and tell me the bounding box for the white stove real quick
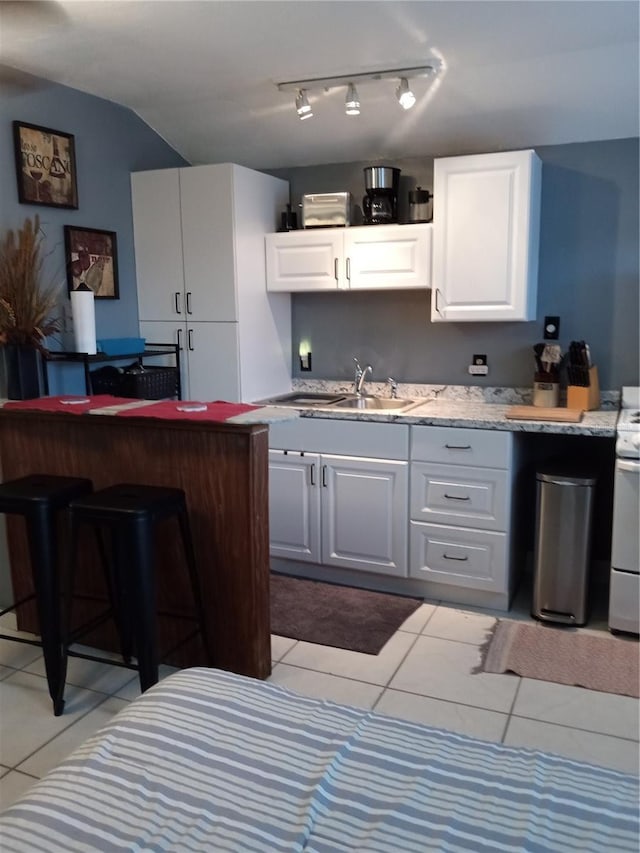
[609,386,640,634]
[616,391,640,459]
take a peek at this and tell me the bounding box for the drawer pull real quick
[443,553,469,562]
[445,444,472,450]
[444,493,470,501]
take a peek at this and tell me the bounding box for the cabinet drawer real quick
[410,463,509,531]
[411,425,512,468]
[409,521,507,592]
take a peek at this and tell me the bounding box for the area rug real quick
[270,574,423,655]
[477,619,640,698]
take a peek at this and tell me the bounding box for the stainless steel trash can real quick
[532,466,597,626]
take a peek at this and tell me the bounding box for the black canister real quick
[408,186,433,223]
[278,203,298,232]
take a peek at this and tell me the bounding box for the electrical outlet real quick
[468,354,488,375]
[544,316,560,340]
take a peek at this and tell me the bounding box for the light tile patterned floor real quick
[1,586,638,811]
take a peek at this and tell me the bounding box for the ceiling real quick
[1,1,638,170]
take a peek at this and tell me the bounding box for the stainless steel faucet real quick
[387,377,398,398]
[353,357,373,396]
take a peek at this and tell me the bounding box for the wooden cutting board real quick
[505,406,583,422]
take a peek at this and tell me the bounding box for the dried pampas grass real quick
[0,215,61,350]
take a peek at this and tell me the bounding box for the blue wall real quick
[0,73,187,394]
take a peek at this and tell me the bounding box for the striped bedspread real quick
[0,667,637,852]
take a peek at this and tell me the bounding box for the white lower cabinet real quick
[409,425,516,605]
[269,420,409,577]
[269,418,520,607]
[139,320,240,401]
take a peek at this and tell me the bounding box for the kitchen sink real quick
[261,391,347,407]
[330,396,418,411]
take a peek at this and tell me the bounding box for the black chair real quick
[0,474,93,716]
[63,483,211,703]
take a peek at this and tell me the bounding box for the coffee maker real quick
[362,166,400,225]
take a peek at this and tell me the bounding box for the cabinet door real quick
[186,322,240,401]
[321,455,408,577]
[431,149,541,322]
[132,169,186,322]
[139,320,188,398]
[179,165,238,321]
[345,224,432,290]
[265,230,343,291]
[269,450,321,562]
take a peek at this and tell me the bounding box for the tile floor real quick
[1,583,638,811]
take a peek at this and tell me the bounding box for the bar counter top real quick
[0,396,297,682]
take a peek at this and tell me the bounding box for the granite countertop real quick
[262,381,619,437]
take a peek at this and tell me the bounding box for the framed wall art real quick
[64,226,119,299]
[13,121,79,209]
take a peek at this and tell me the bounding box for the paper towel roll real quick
[71,288,97,355]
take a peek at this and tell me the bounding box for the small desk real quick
[42,343,182,399]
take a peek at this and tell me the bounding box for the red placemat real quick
[114,400,261,422]
[3,395,133,414]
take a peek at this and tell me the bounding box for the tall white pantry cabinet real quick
[131,163,291,402]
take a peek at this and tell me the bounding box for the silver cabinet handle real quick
[443,553,469,562]
[188,329,194,351]
[186,291,193,315]
[434,288,443,315]
[176,328,183,350]
[322,465,327,487]
[444,493,471,501]
[175,291,182,314]
[334,257,339,284]
[310,464,316,486]
[346,257,351,282]
[445,444,472,450]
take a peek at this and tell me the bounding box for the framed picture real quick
[13,121,78,209]
[64,226,119,299]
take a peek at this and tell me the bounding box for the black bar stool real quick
[63,483,211,702]
[0,474,93,715]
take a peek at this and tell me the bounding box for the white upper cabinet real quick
[131,169,185,322]
[265,230,343,291]
[431,149,542,322]
[266,223,432,292]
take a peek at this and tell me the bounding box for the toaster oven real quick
[302,192,351,228]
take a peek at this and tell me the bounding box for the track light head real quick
[396,77,416,110]
[345,83,360,116]
[295,89,313,120]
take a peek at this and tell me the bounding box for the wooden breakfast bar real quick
[0,397,275,680]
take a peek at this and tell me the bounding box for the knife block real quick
[567,366,600,411]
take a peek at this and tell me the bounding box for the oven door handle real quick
[617,459,640,473]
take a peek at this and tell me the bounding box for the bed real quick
[0,667,637,852]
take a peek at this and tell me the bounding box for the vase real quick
[3,344,42,400]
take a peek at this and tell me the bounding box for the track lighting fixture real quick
[278,61,441,120]
[345,83,360,116]
[295,89,313,120]
[396,77,416,110]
